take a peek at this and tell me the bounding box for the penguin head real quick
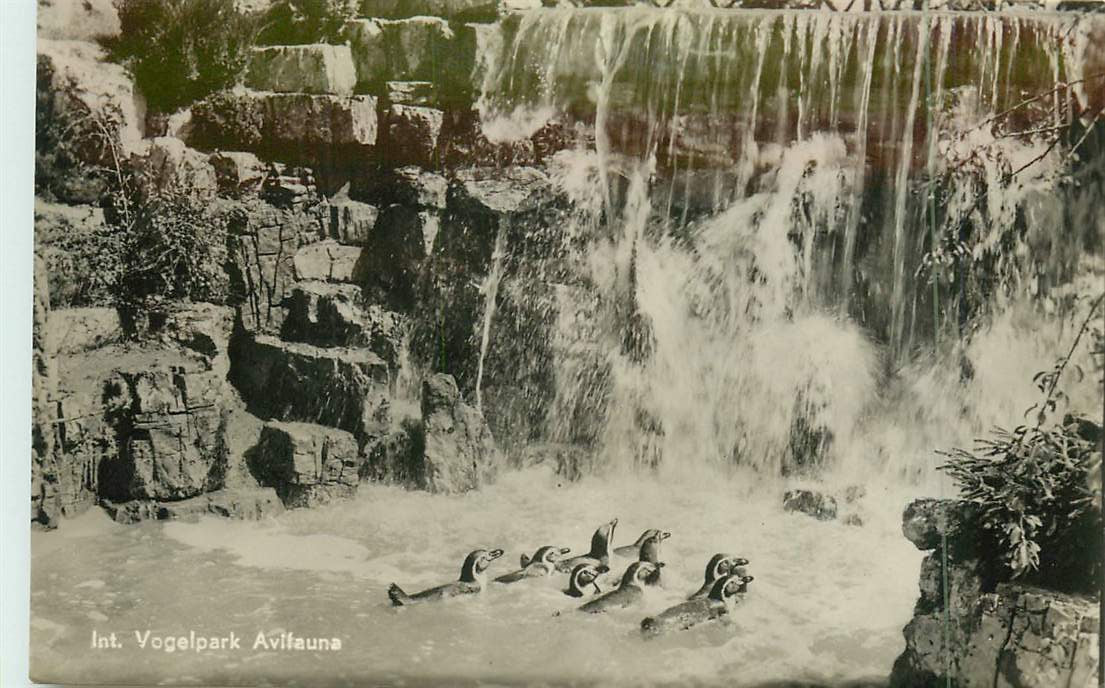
[620,561,663,589]
[591,518,618,558]
[531,545,571,567]
[460,548,504,583]
[634,529,661,546]
[638,530,670,563]
[703,554,750,583]
[709,573,754,603]
[568,563,609,596]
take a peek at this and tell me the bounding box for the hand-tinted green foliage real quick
[105,0,257,113]
[939,297,1104,594]
[255,0,356,45]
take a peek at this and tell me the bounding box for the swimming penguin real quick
[387,548,504,606]
[688,553,751,600]
[564,563,610,597]
[556,518,618,573]
[635,530,670,564]
[613,529,664,558]
[578,561,663,614]
[641,573,754,637]
[496,546,571,583]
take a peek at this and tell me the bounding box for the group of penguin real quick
[387,518,754,637]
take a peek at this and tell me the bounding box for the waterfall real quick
[475,7,1104,482]
[474,221,509,411]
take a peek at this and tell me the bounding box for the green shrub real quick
[938,296,1104,594]
[255,0,356,45]
[105,0,257,113]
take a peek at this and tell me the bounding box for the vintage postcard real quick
[29,0,1103,685]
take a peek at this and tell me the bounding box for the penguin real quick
[640,574,754,637]
[688,553,750,600]
[613,529,664,558]
[556,518,618,573]
[564,563,610,598]
[496,546,571,583]
[387,548,504,606]
[578,561,663,614]
[636,530,670,564]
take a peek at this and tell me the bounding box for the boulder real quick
[229,335,390,438]
[292,240,364,283]
[282,281,407,368]
[101,487,284,524]
[191,90,377,151]
[344,17,476,100]
[46,307,121,355]
[99,367,228,502]
[902,498,981,551]
[209,151,266,196]
[253,421,360,507]
[130,136,218,197]
[358,204,439,309]
[37,0,121,41]
[246,44,357,96]
[37,39,144,160]
[363,416,423,485]
[160,303,236,380]
[326,197,379,245]
[262,163,319,207]
[449,166,552,216]
[356,165,448,209]
[419,374,499,493]
[782,489,838,521]
[383,105,444,168]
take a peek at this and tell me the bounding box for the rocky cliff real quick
[890,499,1101,688]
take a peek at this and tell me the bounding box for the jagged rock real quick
[344,17,475,100]
[363,416,423,485]
[386,80,436,107]
[191,90,378,152]
[101,487,284,524]
[782,489,838,521]
[292,240,364,283]
[229,335,390,438]
[449,166,551,215]
[282,281,407,369]
[263,163,318,207]
[37,0,121,41]
[356,165,448,209]
[343,19,389,90]
[902,498,980,551]
[98,367,228,502]
[326,197,379,245]
[358,204,439,309]
[246,45,357,96]
[46,307,121,355]
[383,105,444,168]
[161,303,236,380]
[209,151,266,196]
[253,421,360,507]
[37,40,144,160]
[419,374,499,493]
[438,109,538,168]
[130,137,218,197]
[34,200,113,307]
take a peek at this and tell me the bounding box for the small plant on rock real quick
[938,294,1104,594]
[255,0,357,45]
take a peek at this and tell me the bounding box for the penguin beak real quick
[595,565,610,574]
[735,557,750,566]
[660,531,671,540]
[558,547,571,555]
[489,549,504,560]
[610,518,619,527]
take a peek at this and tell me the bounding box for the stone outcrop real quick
[364,374,499,493]
[229,335,390,438]
[191,90,378,152]
[99,366,228,501]
[47,308,121,355]
[890,499,1101,688]
[102,487,284,524]
[33,201,112,307]
[382,105,444,167]
[130,136,219,197]
[419,373,499,493]
[209,151,267,196]
[782,489,838,521]
[32,256,62,528]
[292,240,364,283]
[282,281,407,369]
[37,39,145,160]
[247,45,357,96]
[252,421,360,507]
[325,197,379,245]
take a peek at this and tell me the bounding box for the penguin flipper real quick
[388,583,411,606]
[613,545,638,557]
[494,569,529,584]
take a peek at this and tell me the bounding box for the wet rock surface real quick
[101,487,284,524]
[782,489,839,521]
[419,373,500,493]
[246,44,357,96]
[252,421,361,507]
[890,499,1101,688]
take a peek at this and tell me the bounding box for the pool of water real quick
[31,467,925,687]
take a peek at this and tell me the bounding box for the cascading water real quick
[476,6,1105,485]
